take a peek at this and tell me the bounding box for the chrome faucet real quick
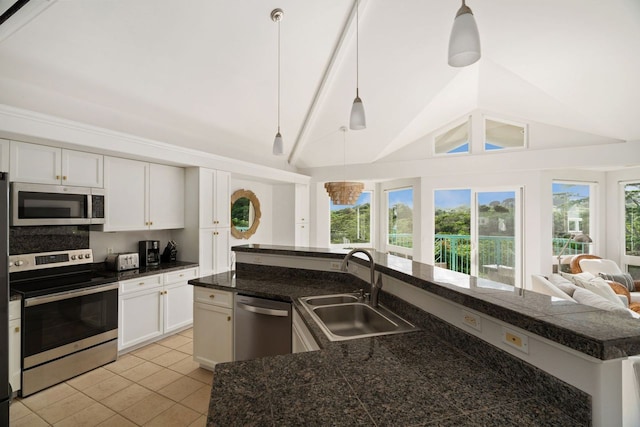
[340,248,382,308]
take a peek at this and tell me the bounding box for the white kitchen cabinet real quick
[199,168,230,228]
[199,228,230,276]
[294,183,309,224]
[163,268,198,334]
[292,308,319,353]
[104,156,184,231]
[0,139,9,172]
[193,287,233,368]
[295,223,310,247]
[9,299,21,393]
[119,274,164,350]
[10,141,103,187]
[119,268,198,351]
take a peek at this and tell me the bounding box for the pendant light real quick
[271,8,284,155]
[325,127,364,205]
[349,0,366,130]
[448,0,481,67]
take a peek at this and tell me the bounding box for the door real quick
[149,163,184,230]
[163,282,193,334]
[10,141,61,185]
[435,187,522,287]
[62,150,103,187]
[104,156,148,231]
[193,302,232,367]
[119,289,163,350]
[474,190,521,286]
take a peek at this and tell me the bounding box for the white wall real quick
[229,178,274,248]
[90,229,174,262]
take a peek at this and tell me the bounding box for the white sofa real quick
[573,257,640,303]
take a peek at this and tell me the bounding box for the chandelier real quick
[324,127,364,205]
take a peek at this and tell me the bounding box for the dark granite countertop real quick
[190,271,588,426]
[233,244,640,360]
[93,260,198,282]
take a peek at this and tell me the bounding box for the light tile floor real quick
[9,328,213,427]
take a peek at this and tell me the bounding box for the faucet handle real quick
[353,288,365,301]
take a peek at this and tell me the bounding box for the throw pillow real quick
[599,272,636,292]
[560,271,595,286]
[548,274,580,297]
[579,258,623,276]
[572,288,632,318]
[577,277,626,309]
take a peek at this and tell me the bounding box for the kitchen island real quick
[190,245,599,426]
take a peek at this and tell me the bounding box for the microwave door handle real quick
[24,283,119,307]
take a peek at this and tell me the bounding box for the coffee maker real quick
[139,240,160,266]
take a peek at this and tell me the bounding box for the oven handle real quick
[24,283,119,307]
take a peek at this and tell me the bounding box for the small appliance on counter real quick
[161,240,177,263]
[105,252,139,271]
[139,240,160,266]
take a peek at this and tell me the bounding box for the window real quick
[435,188,522,286]
[624,182,640,278]
[484,118,526,151]
[434,120,469,155]
[330,191,372,247]
[386,188,413,256]
[552,182,593,257]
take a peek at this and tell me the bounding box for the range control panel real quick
[9,249,93,273]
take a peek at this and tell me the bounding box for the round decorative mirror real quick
[230,189,261,239]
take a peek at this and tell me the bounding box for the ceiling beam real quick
[287,0,369,166]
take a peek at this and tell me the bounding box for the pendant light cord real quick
[277,18,281,133]
[355,0,359,96]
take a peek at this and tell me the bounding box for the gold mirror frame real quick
[230,189,261,239]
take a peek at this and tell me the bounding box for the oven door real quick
[11,182,93,226]
[22,283,118,369]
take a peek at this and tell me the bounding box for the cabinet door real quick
[164,282,193,334]
[199,168,215,228]
[119,289,163,350]
[104,156,148,231]
[149,163,184,230]
[214,170,230,227]
[10,141,61,184]
[0,139,9,172]
[9,318,21,392]
[294,183,309,224]
[295,223,309,247]
[62,149,103,187]
[199,228,230,276]
[193,302,233,368]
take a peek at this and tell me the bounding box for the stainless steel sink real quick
[299,293,418,341]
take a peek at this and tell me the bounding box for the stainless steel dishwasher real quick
[234,294,292,361]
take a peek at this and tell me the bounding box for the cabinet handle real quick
[139,282,145,286]
[150,221,153,226]
[63,176,67,180]
[209,294,215,299]
[227,316,231,321]
[56,175,60,180]
[179,274,184,277]
[14,327,19,332]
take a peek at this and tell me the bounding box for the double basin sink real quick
[299,293,418,341]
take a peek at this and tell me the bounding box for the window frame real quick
[483,115,528,153]
[552,180,597,259]
[621,180,640,276]
[433,116,471,157]
[328,190,375,250]
[385,186,414,258]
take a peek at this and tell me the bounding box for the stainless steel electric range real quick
[10,249,118,397]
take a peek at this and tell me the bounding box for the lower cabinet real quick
[9,299,21,393]
[193,287,233,368]
[292,309,320,353]
[119,267,199,351]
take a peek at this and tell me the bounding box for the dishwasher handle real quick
[237,302,289,317]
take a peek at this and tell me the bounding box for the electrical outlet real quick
[329,262,342,270]
[461,310,481,331]
[502,327,529,354]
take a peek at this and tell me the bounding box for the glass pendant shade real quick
[350,96,366,130]
[448,4,481,67]
[272,131,283,155]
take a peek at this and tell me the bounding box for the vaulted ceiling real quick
[0,0,638,173]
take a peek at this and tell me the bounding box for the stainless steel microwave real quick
[11,182,105,226]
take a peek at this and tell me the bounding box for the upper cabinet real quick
[104,156,184,231]
[10,141,103,187]
[295,184,309,224]
[0,139,9,172]
[199,169,230,229]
